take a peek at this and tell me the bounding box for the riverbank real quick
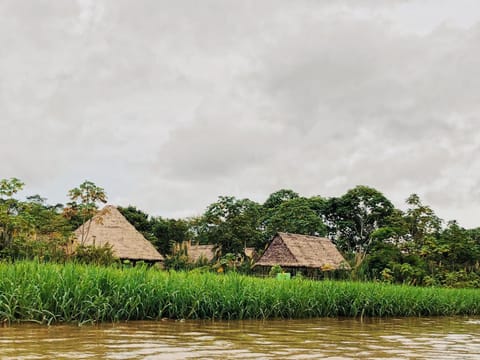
[1,261,479,324]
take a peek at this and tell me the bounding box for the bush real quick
[0,236,69,263]
[269,264,283,277]
[72,244,117,266]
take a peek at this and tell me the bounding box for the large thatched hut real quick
[254,232,350,275]
[74,205,164,264]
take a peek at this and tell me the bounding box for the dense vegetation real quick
[1,177,480,287]
[1,261,479,325]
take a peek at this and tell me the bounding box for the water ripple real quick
[1,317,480,359]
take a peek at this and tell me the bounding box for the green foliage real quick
[404,194,442,246]
[164,245,191,271]
[0,236,68,263]
[269,264,283,277]
[118,206,190,256]
[198,196,263,256]
[467,227,480,243]
[63,180,107,238]
[118,206,153,236]
[117,205,158,247]
[437,221,479,270]
[23,196,72,238]
[67,180,107,207]
[263,197,327,239]
[0,179,72,261]
[2,261,480,325]
[323,185,395,254]
[0,178,26,251]
[72,244,117,266]
[441,270,480,288]
[152,218,190,256]
[216,252,240,273]
[0,178,24,197]
[361,242,403,280]
[263,189,300,210]
[362,215,480,287]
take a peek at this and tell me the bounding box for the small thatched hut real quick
[187,244,217,263]
[254,232,350,275]
[74,205,164,264]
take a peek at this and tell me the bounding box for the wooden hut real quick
[74,205,164,264]
[254,232,350,275]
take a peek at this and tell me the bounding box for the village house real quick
[254,232,350,277]
[74,205,164,265]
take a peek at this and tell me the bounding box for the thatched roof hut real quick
[255,232,350,271]
[187,244,217,263]
[74,205,164,263]
[180,242,254,263]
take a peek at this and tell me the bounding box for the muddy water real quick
[1,317,480,359]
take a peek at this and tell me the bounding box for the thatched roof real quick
[74,205,164,262]
[187,244,216,263]
[255,232,350,270]
[244,247,256,259]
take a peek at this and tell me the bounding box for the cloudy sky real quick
[2,0,480,227]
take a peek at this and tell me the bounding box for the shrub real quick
[269,264,283,277]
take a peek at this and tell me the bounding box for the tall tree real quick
[0,178,27,251]
[198,196,263,256]
[403,193,442,249]
[151,217,190,256]
[263,189,300,210]
[323,185,395,254]
[264,197,327,239]
[63,181,107,244]
[24,195,71,239]
[119,206,191,256]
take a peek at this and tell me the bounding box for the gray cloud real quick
[1,0,480,227]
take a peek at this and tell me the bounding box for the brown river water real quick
[1,317,480,359]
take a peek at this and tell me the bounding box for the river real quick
[1,317,479,359]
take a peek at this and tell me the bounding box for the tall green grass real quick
[0,261,479,324]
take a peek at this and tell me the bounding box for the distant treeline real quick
[1,178,480,287]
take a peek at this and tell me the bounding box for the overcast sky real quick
[2,0,480,228]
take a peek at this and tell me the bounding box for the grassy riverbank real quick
[1,261,479,324]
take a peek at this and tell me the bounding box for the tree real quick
[0,178,24,197]
[403,194,442,248]
[362,242,403,280]
[1,179,72,261]
[63,181,107,245]
[263,189,300,210]
[151,217,190,256]
[436,221,479,271]
[0,178,27,251]
[264,197,327,239]
[118,205,191,256]
[118,206,155,239]
[369,208,409,245]
[23,196,71,239]
[323,185,395,255]
[198,196,263,256]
